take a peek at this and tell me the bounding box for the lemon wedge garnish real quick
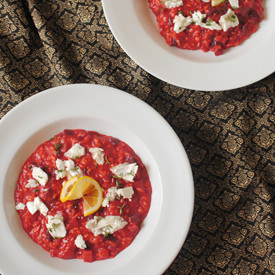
[60,176,103,217]
[211,0,224,6]
[60,176,79,202]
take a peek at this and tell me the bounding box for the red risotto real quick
[14,129,152,262]
[148,0,264,55]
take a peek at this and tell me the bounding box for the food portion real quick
[15,129,152,262]
[148,0,264,55]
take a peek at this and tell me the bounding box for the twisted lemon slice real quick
[60,176,103,217]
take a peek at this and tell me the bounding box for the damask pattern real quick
[1,0,275,274]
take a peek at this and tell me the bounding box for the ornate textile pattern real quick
[1,0,275,274]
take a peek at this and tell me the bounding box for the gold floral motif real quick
[260,215,275,238]
[231,259,258,274]
[231,168,254,189]
[56,11,80,32]
[210,102,235,120]
[238,201,262,222]
[221,133,243,155]
[215,190,240,211]
[222,223,248,246]
[199,212,223,233]
[253,127,275,150]
[247,235,267,258]
[207,247,232,269]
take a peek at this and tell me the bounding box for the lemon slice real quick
[211,0,224,6]
[60,176,79,202]
[60,176,103,216]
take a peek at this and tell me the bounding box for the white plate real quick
[102,0,275,91]
[0,84,194,275]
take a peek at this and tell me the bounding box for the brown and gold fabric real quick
[1,0,275,274]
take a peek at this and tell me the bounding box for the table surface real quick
[0,0,275,274]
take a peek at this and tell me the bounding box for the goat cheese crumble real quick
[26,197,48,216]
[110,162,138,182]
[89,147,105,165]
[219,9,239,31]
[75,235,87,249]
[102,186,134,207]
[25,178,39,188]
[46,214,67,239]
[86,216,128,236]
[15,202,25,210]
[163,0,183,8]
[65,143,85,159]
[32,167,48,186]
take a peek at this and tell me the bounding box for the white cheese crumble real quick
[173,10,240,33]
[173,14,193,33]
[89,147,105,165]
[202,0,210,2]
[55,158,66,180]
[228,0,239,9]
[64,143,85,159]
[55,159,83,180]
[46,214,67,239]
[110,163,138,182]
[15,202,25,210]
[86,216,127,236]
[25,179,39,188]
[163,0,183,8]
[64,159,83,179]
[75,235,87,249]
[32,167,48,186]
[117,187,134,200]
[219,9,239,31]
[192,11,206,23]
[201,20,222,30]
[192,11,222,30]
[102,186,134,207]
[26,197,48,216]
[102,186,117,207]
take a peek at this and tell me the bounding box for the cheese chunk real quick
[86,216,127,236]
[55,158,83,180]
[102,186,134,207]
[46,214,67,239]
[64,159,83,179]
[25,179,39,188]
[102,186,118,207]
[219,9,239,31]
[110,163,138,182]
[26,197,48,216]
[163,0,183,8]
[229,0,239,9]
[192,11,222,31]
[55,158,66,180]
[65,143,85,159]
[117,187,134,200]
[32,167,48,186]
[192,11,206,23]
[173,14,193,33]
[89,147,105,165]
[75,235,87,249]
[15,202,25,210]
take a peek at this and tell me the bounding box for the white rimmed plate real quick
[0,84,194,275]
[102,0,275,91]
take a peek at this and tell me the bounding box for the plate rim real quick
[0,84,194,275]
[102,0,275,91]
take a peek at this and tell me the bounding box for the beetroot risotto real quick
[15,129,152,262]
[148,0,264,55]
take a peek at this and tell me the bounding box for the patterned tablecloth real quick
[1,0,275,274]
